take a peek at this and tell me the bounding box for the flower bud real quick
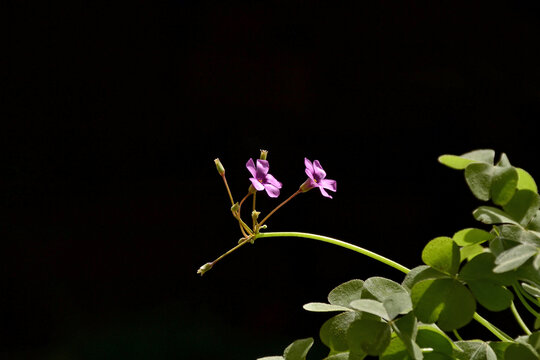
[299,179,315,193]
[214,158,225,176]
[251,210,260,223]
[231,202,240,213]
[197,262,213,276]
[259,149,268,160]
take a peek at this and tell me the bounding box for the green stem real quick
[253,231,513,342]
[254,231,411,274]
[473,313,513,342]
[513,284,540,319]
[516,283,540,308]
[510,301,532,335]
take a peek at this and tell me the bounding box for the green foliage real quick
[249,149,540,359]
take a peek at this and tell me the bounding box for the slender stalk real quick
[258,190,302,229]
[209,236,252,269]
[510,301,532,335]
[221,174,235,205]
[452,329,463,341]
[254,231,410,274]
[513,284,540,318]
[516,283,540,307]
[472,313,513,342]
[253,231,513,342]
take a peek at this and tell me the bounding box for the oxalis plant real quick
[198,149,540,360]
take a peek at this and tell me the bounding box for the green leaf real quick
[411,278,476,331]
[347,319,392,356]
[258,357,285,360]
[438,155,476,170]
[416,326,454,356]
[459,253,515,311]
[421,237,460,276]
[504,343,539,360]
[516,168,538,193]
[534,253,540,270]
[363,277,413,320]
[491,166,518,206]
[487,342,512,359]
[453,228,494,246]
[503,190,540,226]
[496,153,511,167]
[328,280,365,307]
[283,338,314,360]
[303,302,353,313]
[379,336,410,360]
[461,149,495,164]
[473,206,519,225]
[402,266,447,292]
[498,224,540,247]
[325,352,366,360]
[320,312,363,353]
[349,299,389,320]
[465,163,493,201]
[453,341,497,360]
[392,312,422,360]
[460,244,485,262]
[521,282,540,297]
[493,244,538,273]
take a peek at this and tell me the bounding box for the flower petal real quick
[264,173,282,189]
[256,159,270,178]
[249,178,265,191]
[319,179,336,192]
[318,186,332,199]
[246,158,257,178]
[264,184,281,198]
[312,160,327,180]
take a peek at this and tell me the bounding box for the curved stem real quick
[510,301,532,335]
[513,284,540,319]
[254,231,514,342]
[254,231,410,274]
[472,313,513,342]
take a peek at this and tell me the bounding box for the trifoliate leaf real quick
[465,163,493,201]
[453,228,494,247]
[411,278,476,331]
[473,206,519,225]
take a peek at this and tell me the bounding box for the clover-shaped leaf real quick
[473,206,519,226]
[503,189,540,226]
[421,237,460,276]
[328,279,365,307]
[453,228,494,247]
[516,167,538,193]
[402,265,447,292]
[491,165,518,206]
[320,312,363,354]
[362,277,413,320]
[303,303,353,313]
[438,149,495,170]
[258,338,314,360]
[459,253,515,311]
[411,278,476,331]
[347,319,392,356]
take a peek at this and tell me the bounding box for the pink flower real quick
[246,158,282,198]
[301,158,337,198]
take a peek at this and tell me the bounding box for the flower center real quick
[258,178,263,183]
[313,179,318,183]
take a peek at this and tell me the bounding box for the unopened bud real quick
[197,262,213,276]
[214,158,225,176]
[259,149,268,160]
[299,179,315,193]
[252,210,260,223]
[231,202,240,213]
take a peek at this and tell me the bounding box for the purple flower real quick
[302,158,337,198]
[246,158,282,198]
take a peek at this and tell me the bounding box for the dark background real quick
[5,1,540,359]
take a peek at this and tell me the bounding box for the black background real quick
[5,1,540,359]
